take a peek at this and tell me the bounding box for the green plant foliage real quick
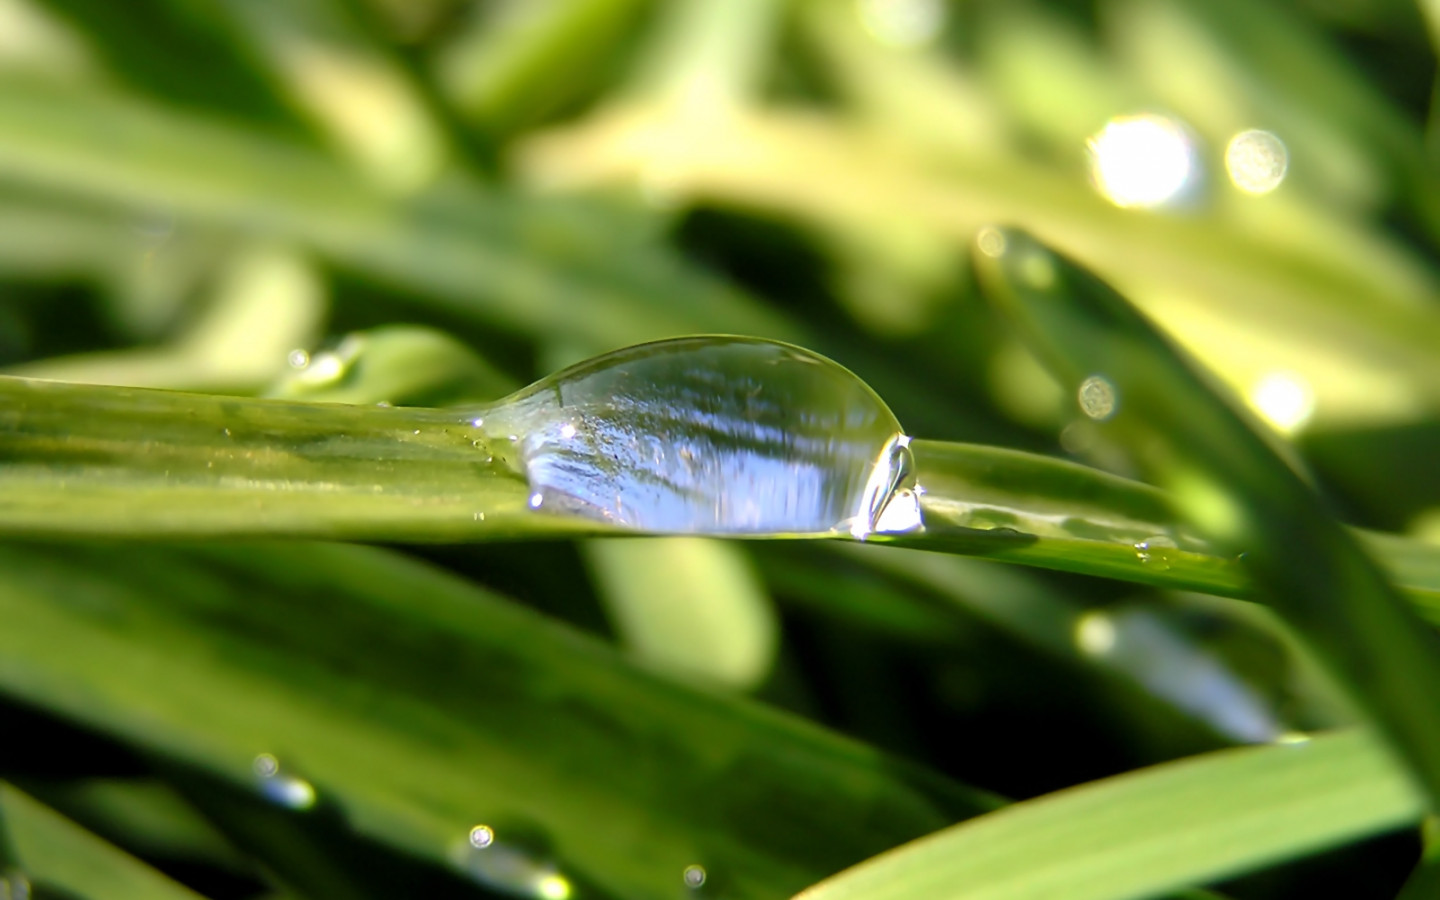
[2,0,1439,898]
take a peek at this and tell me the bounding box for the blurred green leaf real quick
[1,784,208,900]
[585,537,779,689]
[799,730,1421,900]
[972,226,1440,806]
[0,540,998,900]
[0,78,792,350]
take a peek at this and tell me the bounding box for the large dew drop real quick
[473,337,922,539]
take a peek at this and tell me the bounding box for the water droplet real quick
[683,865,707,888]
[471,416,485,428]
[451,824,571,900]
[1133,535,1177,571]
[1077,375,1117,421]
[1225,130,1288,195]
[976,226,1008,258]
[253,753,317,810]
[287,348,311,369]
[470,824,495,848]
[474,337,922,539]
[1088,115,1196,209]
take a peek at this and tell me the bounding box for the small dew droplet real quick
[471,416,485,428]
[470,825,495,848]
[529,493,544,510]
[976,226,1007,258]
[1225,130,1288,196]
[287,348,310,369]
[683,865,707,889]
[253,753,317,810]
[1077,375,1117,421]
[1133,535,1177,571]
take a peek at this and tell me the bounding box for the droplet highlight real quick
[1088,115,1195,209]
[451,824,571,900]
[1077,375,1117,421]
[470,824,496,849]
[253,752,317,810]
[1225,130,1288,195]
[976,226,1008,258]
[683,865,708,889]
[1133,535,1177,571]
[1247,371,1314,434]
[474,337,923,539]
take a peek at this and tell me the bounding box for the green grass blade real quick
[0,540,999,900]
[1,784,209,900]
[972,226,1440,808]
[796,730,1421,900]
[883,439,1440,626]
[10,367,1440,631]
[0,375,566,540]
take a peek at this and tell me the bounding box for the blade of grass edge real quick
[795,730,1419,900]
[972,226,1440,809]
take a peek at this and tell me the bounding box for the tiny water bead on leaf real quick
[471,337,924,540]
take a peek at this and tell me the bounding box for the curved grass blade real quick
[9,356,1440,627]
[0,784,208,900]
[891,439,1440,623]
[972,226,1440,808]
[0,540,999,900]
[0,375,554,541]
[796,730,1421,900]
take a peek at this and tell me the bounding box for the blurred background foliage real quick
[3,0,1440,898]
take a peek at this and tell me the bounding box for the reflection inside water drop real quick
[253,753,317,810]
[470,824,495,849]
[683,864,707,889]
[474,338,924,539]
